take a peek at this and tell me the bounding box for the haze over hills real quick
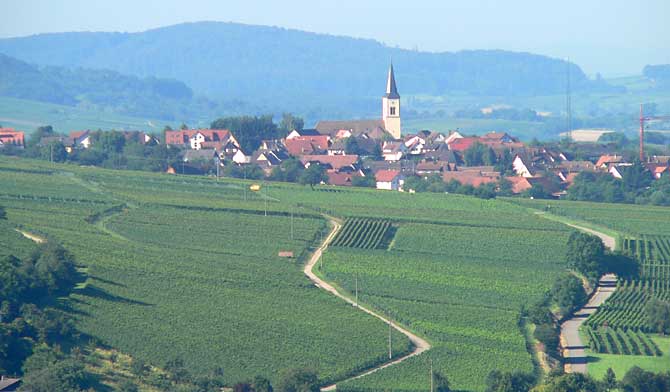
[0,22,615,115]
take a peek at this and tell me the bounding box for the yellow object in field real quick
[250,184,261,191]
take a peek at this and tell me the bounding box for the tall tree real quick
[211,115,280,153]
[279,113,304,132]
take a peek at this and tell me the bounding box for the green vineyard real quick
[586,280,670,332]
[623,236,670,281]
[330,218,394,249]
[584,326,662,356]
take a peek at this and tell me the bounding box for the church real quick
[315,64,402,140]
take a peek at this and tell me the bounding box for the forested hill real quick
[0,52,254,121]
[0,22,614,105]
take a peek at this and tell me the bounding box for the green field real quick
[587,335,670,380]
[8,157,670,390]
[0,96,171,134]
[322,213,571,390]
[0,157,411,385]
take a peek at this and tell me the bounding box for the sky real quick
[2,0,669,76]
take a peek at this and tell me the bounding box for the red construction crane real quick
[639,104,670,161]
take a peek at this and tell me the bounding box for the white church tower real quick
[382,63,402,139]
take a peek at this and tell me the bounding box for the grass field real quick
[587,335,670,380]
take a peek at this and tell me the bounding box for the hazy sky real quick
[2,0,669,76]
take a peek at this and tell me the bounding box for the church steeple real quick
[385,63,400,99]
[382,63,401,139]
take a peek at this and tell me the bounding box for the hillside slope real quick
[0,22,614,105]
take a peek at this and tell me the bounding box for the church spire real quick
[385,63,400,99]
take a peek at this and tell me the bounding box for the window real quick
[390,106,396,116]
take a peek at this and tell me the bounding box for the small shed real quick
[278,251,294,258]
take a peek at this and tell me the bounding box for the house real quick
[327,169,365,186]
[505,176,533,194]
[316,119,389,140]
[0,128,25,148]
[252,149,289,171]
[335,129,353,139]
[444,131,464,144]
[183,149,218,163]
[286,128,321,140]
[647,163,670,179]
[480,131,516,143]
[595,154,625,169]
[423,144,458,163]
[300,155,359,171]
[120,130,159,145]
[512,154,536,178]
[0,376,21,391]
[165,129,239,151]
[327,140,347,156]
[382,141,406,161]
[447,137,479,152]
[69,130,93,149]
[285,135,330,156]
[415,161,452,175]
[442,171,499,187]
[375,170,404,191]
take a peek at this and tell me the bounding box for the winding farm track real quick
[554,220,618,374]
[304,217,431,391]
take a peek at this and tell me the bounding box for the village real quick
[1,65,669,198]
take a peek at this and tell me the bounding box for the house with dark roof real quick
[286,128,321,139]
[165,129,239,151]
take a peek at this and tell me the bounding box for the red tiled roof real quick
[0,128,25,146]
[442,171,499,187]
[375,169,401,182]
[595,154,624,167]
[505,176,532,194]
[327,170,362,186]
[447,137,479,152]
[69,130,90,139]
[285,136,329,156]
[300,154,358,170]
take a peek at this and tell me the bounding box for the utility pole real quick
[355,273,359,307]
[290,207,294,240]
[388,314,392,360]
[639,103,670,162]
[565,58,572,141]
[430,358,434,392]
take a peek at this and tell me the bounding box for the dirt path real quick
[304,217,431,391]
[556,220,617,374]
[561,274,617,373]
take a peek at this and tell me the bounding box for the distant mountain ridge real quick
[0,21,615,109]
[0,52,215,121]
